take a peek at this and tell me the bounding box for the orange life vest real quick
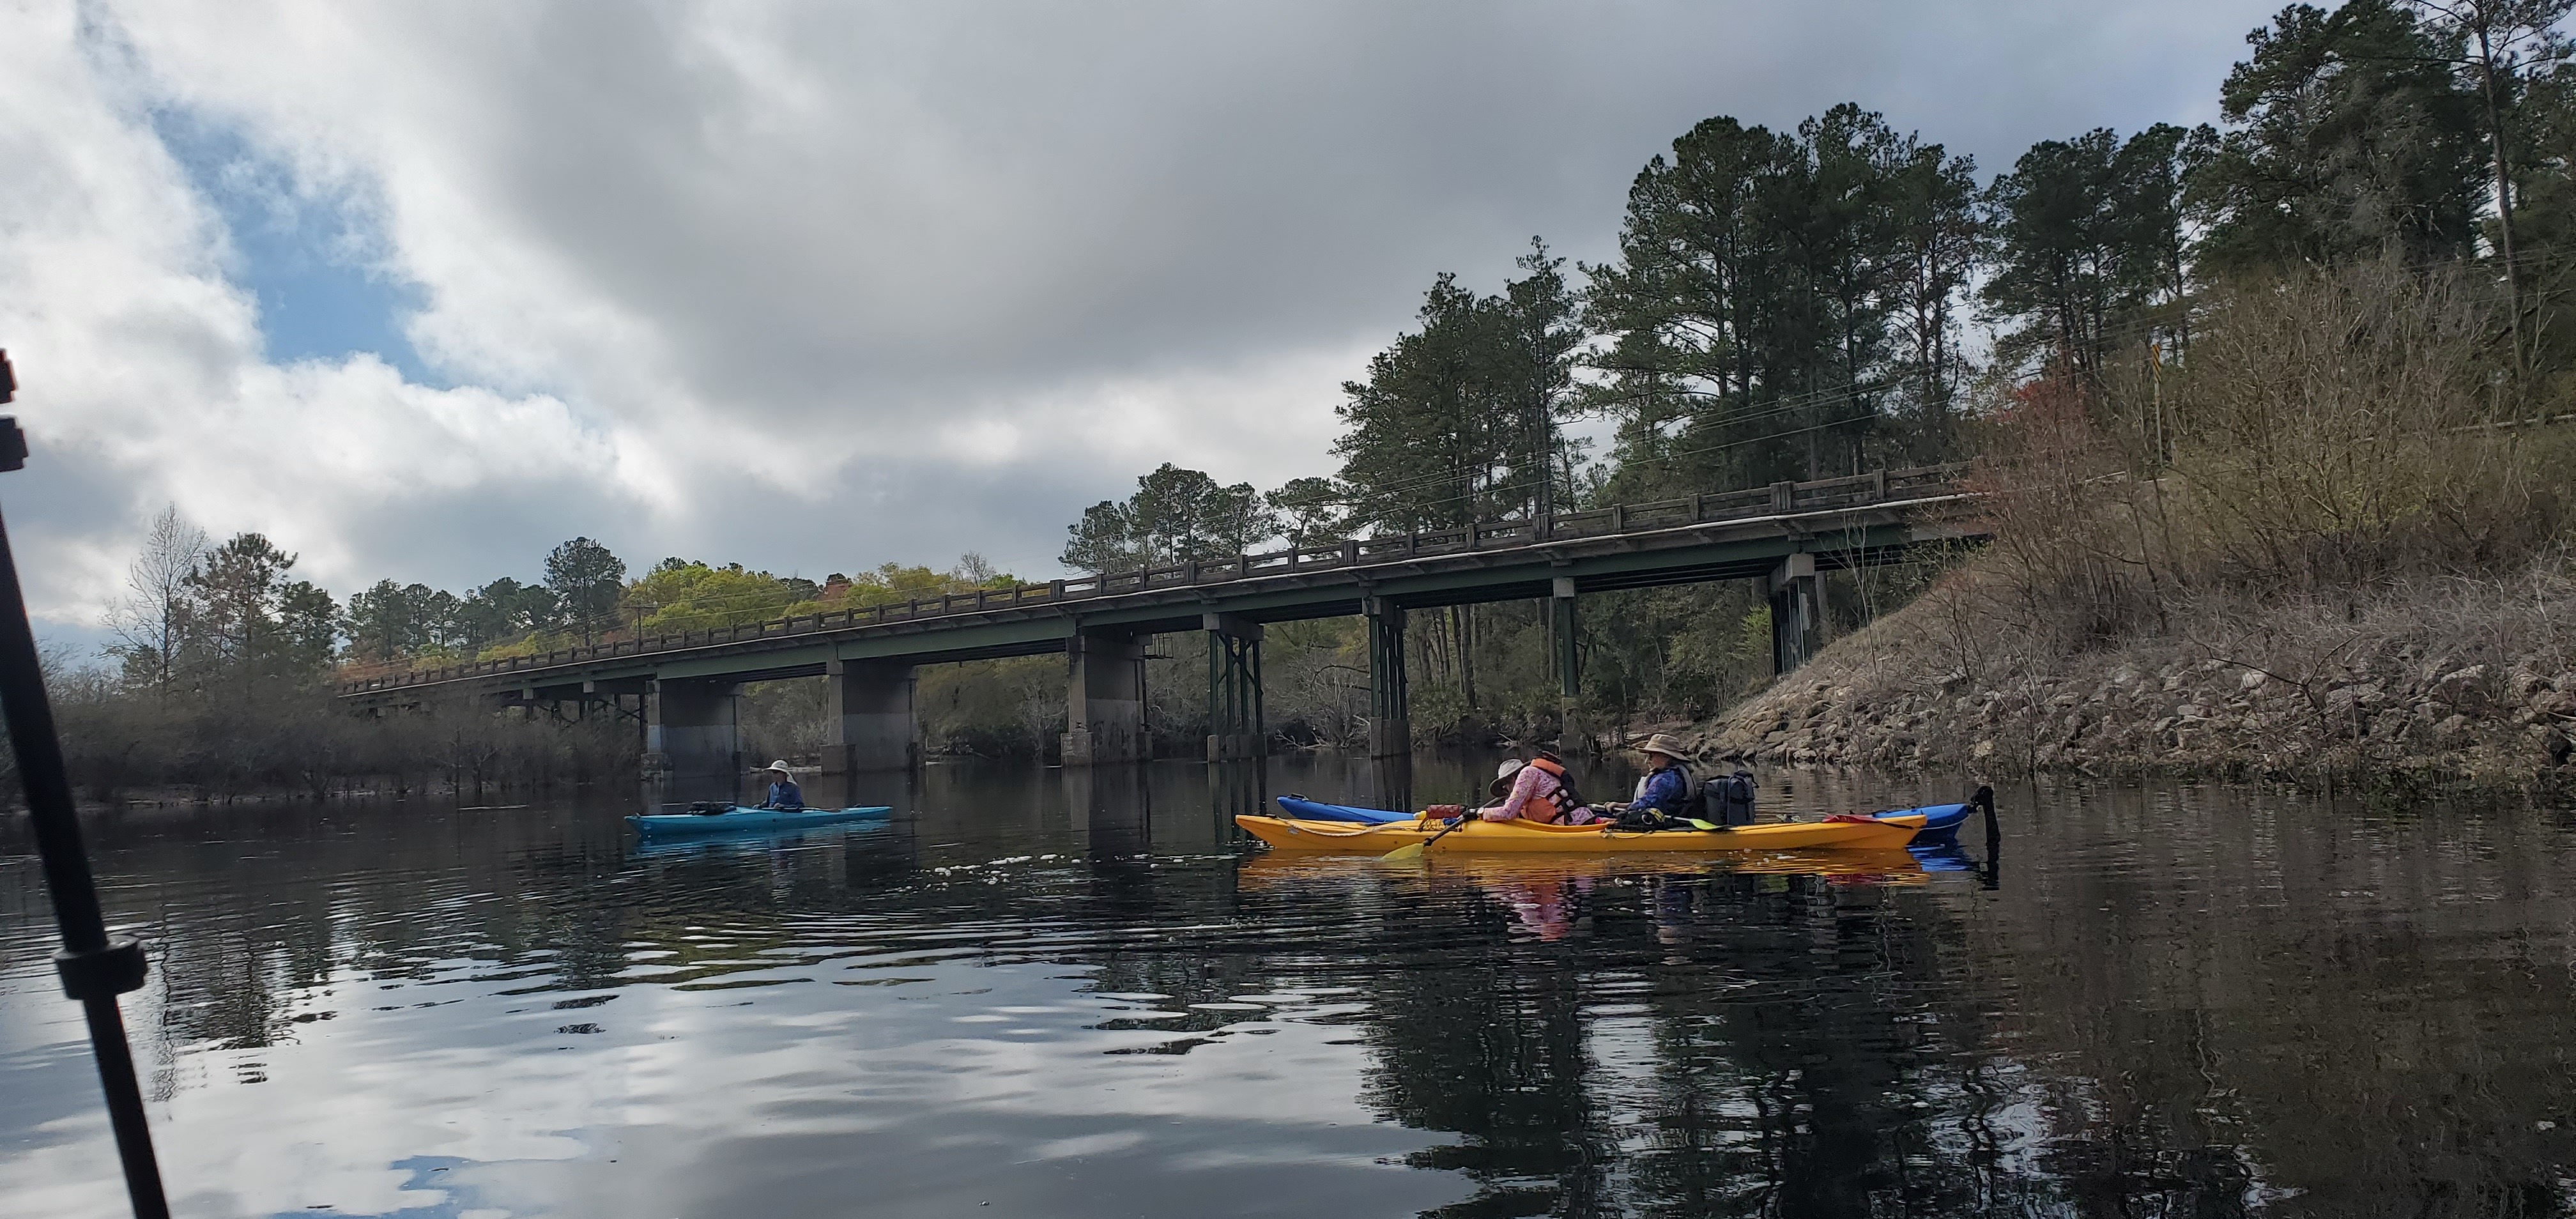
[1521,756,1586,824]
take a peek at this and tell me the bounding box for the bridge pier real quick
[1204,613,1264,762]
[643,677,741,797]
[1552,577,1583,749]
[824,659,920,774]
[1769,552,1830,675]
[1366,597,1409,758]
[1061,629,1147,767]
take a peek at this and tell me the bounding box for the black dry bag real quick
[1708,770,1756,826]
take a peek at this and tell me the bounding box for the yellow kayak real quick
[1235,810,1942,854]
[1236,847,1942,885]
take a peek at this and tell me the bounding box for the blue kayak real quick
[1275,795,1411,824]
[627,806,894,835]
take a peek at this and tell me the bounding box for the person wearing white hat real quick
[1475,749,1597,825]
[758,761,804,811]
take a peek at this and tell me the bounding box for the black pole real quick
[0,351,172,1219]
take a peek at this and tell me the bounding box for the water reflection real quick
[2,762,2572,1218]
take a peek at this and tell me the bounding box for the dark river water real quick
[4,757,2574,1218]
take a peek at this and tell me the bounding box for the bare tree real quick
[105,504,208,695]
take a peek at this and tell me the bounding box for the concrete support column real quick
[1769,552,1828,675]
[1204,613,1265,762]
[1365,597,1409,758]
[1061,629,1147,767]
[1551,576,1583,750]
[643,677,741,797]
[824,658,920,774]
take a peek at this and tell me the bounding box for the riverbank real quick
[1684,558,2576,792]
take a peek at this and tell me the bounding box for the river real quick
[4,757,2573,1217]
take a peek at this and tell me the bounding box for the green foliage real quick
[1335,242,1584,532]
[624,561,815,634]
[544,537,628,643]
[455,578,556,650]
[2193,0,2485,270]
[1267,477,1350,544]
[1980,125,2204,379]
[1584,105,1980,496]
[1061,463,1275,572]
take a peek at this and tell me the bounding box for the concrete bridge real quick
[341,464,1986,788]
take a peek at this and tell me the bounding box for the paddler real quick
[758,761,805,810]
[1621,733,1695,821]
[1476,750,1600,825]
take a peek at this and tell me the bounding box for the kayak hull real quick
[1238,846,1942,886]
[627,806,893,835]
[1236,804,1960,854]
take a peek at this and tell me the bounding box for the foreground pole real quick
[0,352,172,1219]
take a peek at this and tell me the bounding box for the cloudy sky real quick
[1,0,2280,648]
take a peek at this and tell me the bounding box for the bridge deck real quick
[342,464,1983,705]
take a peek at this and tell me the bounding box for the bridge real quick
[341,464,1986,789]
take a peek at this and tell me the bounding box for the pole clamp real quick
[54,939,148,1000]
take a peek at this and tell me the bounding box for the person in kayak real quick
[759,761,805,810]
[1623,734,1696,820]
[1476,751,1600,825]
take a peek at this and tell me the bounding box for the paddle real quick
[1381,783,1481,862]
[1380,813,1466,862]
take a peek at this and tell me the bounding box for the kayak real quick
[1275,795,1411,824]
[627,806,894,835]
[1236,801,1973,855]
[1238,845,1946,887]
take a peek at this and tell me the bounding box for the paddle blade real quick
[1377,841,1428,862]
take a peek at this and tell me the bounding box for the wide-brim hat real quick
[1629,733,1692,761]
[765,760,793,774]
[1487,758,1524,799]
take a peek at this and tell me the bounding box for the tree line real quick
[104,504,1022,693]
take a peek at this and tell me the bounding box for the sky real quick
[0,0,2285,652]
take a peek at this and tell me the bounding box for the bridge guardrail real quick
[341,461,1974,695]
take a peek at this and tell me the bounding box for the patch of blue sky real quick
[149,108,445,387]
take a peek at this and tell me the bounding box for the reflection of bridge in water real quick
[343,465,1986,795]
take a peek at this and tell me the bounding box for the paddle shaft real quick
[1383,785,1483,859]
[0,396,171,1219]
[1417,816,1473,851]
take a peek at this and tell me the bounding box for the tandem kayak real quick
[1236,799,1975,855]
[626,806,894,836]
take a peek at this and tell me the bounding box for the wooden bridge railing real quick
[341,462,1972,694]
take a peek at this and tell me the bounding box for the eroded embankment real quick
[1681,565,2576,790]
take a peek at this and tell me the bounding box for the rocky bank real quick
[1679,565,2576,790]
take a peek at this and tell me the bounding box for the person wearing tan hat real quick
[1475,749,1598,825]
[757,761,804,811]
[1623,733,1696,821]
